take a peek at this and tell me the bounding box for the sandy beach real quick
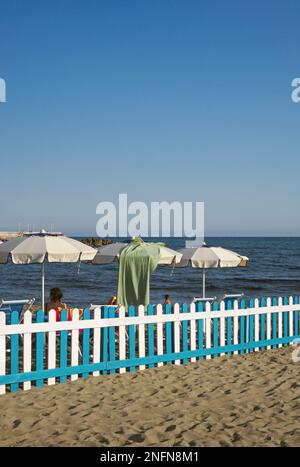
[0,346,299,447]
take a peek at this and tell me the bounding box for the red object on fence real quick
[55,307,86,333]
[55,307,85,321]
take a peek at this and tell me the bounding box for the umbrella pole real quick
[202,267,206,298]
[41,262,45,311]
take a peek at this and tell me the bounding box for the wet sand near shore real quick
[0,347,299,447]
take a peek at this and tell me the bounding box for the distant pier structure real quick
[0,231,23,242]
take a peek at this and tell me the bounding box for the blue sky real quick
[0,0,299,236]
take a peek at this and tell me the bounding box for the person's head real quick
[50,287,63,303]
[164,294,171,302]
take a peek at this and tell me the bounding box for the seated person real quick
[108,295,117,305]
[164,294,171,305]
[45,287,67,316]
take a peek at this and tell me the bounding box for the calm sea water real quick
[0,237,299,307]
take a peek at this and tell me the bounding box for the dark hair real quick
[50,287,63,302]
[165,294,170,300]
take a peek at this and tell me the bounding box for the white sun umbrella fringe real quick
[177,244,249,298]
[0,230,97,310]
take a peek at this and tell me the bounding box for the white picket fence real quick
[0,296,299,394]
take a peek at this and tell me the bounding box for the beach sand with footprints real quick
[0,346,299,447]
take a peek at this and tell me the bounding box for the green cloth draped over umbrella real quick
[117,238,160,308]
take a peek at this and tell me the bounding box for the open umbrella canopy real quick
[0,230,97,309]
[92,242,128,265]
[0,231,96,264]
[177,244,249,299]
[92,239,182,265]
[177,246,248,268]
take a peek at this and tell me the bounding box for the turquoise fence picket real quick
[272,297,278,349]
[212,301,219,357]
[59,309,68,383]
[248,299,255,352]
[294,296,299,337]
[283,297,289,347]
[10,310,19,393]
[147,305,155,369]
[226,300,233,355]
[197,301,204,360]
[182,303,189,364]
[35,310,45,388]
[82,308,91,378]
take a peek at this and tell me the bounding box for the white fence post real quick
[190,302,196,363]
[174,303,181,365]
[92,307,101,377]
[278,297,283,348]
[205,302,212,359]
[254,298,260,351]
[23,311,32,391]
[138,305,146,370]
[266,298,272,350]
[47,309,57,386]
[156,304,164,367]
[118,306,126,374]
[71,308,80,381]
[220,301,226,356]
[233,300,239,355]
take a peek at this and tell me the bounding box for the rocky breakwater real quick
[80,237,114,248]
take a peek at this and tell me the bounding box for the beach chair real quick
[0,299,35,351]
[192,297,217,306]
[221,293,244,306]
[0,298,35,324]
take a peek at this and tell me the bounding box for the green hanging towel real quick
[117,238,160,308]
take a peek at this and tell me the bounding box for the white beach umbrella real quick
[92,241,182,265]
[177,244,249,298]
[0,230,97,309]
[157,245,183,265]
[92,242,128,265]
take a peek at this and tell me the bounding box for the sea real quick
[0,237,299,307]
